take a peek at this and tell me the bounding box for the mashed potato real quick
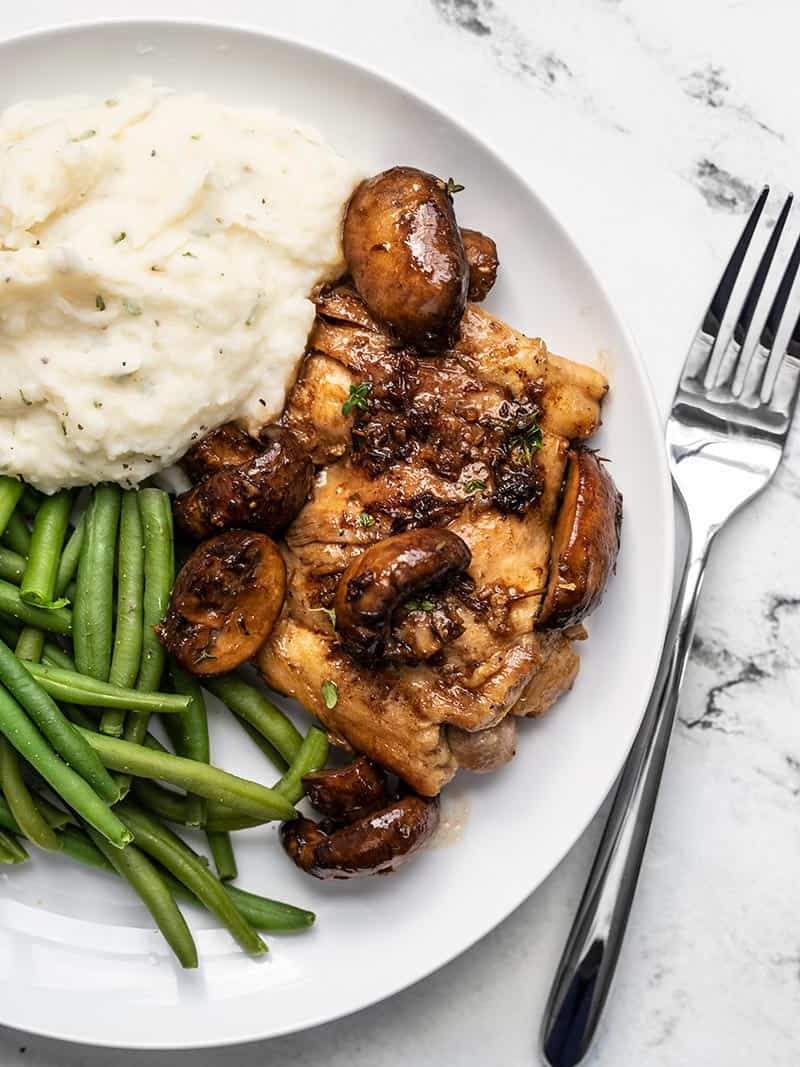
[0,82,362,492]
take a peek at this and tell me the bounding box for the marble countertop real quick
[1,2,798,1064]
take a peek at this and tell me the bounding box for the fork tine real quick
[681,185,769,387]
[758,225,800,404]
[702,187,778,389]
[729,194,794,395]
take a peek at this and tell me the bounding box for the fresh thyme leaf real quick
[193,649,216,664]
[113,231,127,244]
[464,479,487,493]
[122,299,142,316]
[70,129,96,143]
[321,680,339,709]
[342,381,371,416]
[509,421,544,464]
[406,597,435,612]
[182,251,196,258]
[445,177,465,198]
[357,511,375,527]
[313,606,334,627]
[95,294,106,311]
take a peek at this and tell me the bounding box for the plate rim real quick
[0,14,675,1050]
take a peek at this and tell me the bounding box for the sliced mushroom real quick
[334,528,472,663]
[460,228,499,302]
[343,166,469,350]
[174,426,312,540]
[182,422,262,482]
[156,530,286,675]
[538,449,622,629]
[302,756,389,823]
[279,794,440,879]
[448,715,517,773]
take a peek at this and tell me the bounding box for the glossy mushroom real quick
[333,528,472,663]
[279,794,440,879]
[302,756,389,823]
[181,422,262,482]
[174,426,312,540]
[460,228,499,302]
[156,530,286,675]
[538,449,622,629]
[343,166,469,350]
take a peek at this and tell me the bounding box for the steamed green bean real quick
[20,490,73,609]
[73,485,121,680]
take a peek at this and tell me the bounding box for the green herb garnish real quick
[464,479,487,493]
[445,177,465,198]
[406,597,435,613]
[193,649,216,665]
[357,512,375,527]
[509,422,544,464]
[342,381,371,416]
[95,294,106,311]
[113,231,127,244]
[312,606,337,629]
[321,680,339,709]
[122,299,142,316]
[70,129,96,143]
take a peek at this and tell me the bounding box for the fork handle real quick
[540,527,712,1067]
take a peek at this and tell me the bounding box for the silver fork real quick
[539,186,800,1067]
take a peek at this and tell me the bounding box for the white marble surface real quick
[1,1,799,1064]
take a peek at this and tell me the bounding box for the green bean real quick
[0,735,60,850]
[59,824,113,871]
[0,685,131,847]
[0,579,72,634]
[76,727,296,822]
[0,631,120,802]
[235,717,288,773]
[0,547,26,586]
[60,702,99,730]
[123,490,174,757]
[0,638,120,803]
[54,513,85,598]
[2,511,31,556]
[0,620,20,647]
[41,642,75,670]
[20,490,73,609]
[207,675,303,765]
[50,816,313,932]
[73,485,121,680]
[132,779,206,827]
[100,493,145,738]
[223,886,315,932]
[21,662,190,714]
[0,478,24,538]
[164,664,208,827]
[131,781,262,831]
[116,801,266,956]
[206,830,237,882]
[19,486,42,517]
[85,825,198,969]
[15,627,44,663]
[0,792,70,835]
[0,827,28,864]
[274,727,329,805]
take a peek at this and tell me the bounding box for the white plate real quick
[0,18,674,1049]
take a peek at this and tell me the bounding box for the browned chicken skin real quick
[176,165,621,802]
[257,283,616,795]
